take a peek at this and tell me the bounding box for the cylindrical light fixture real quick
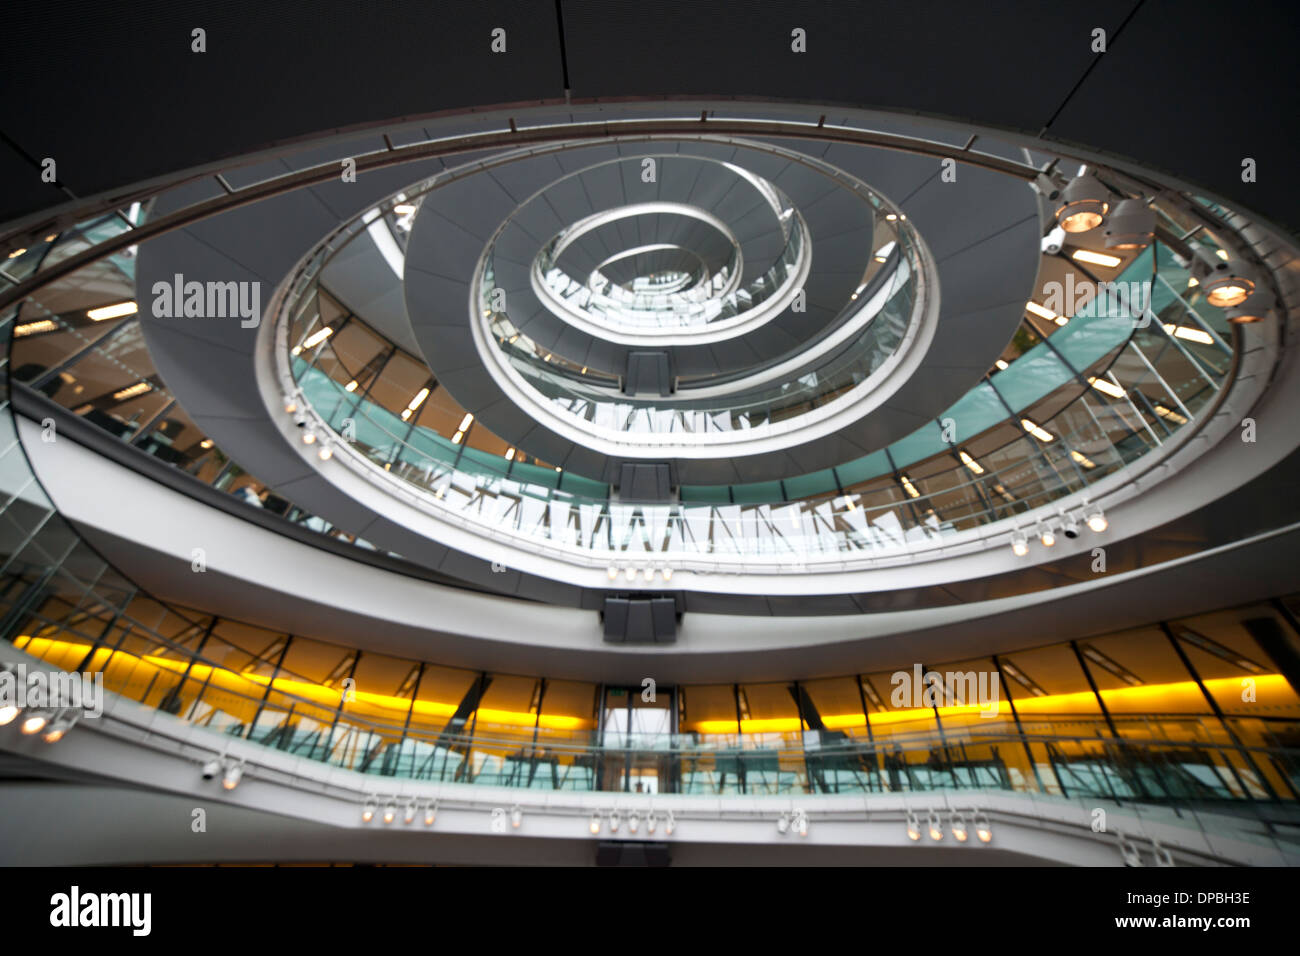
[1086,508,1108,533]
[1102,198,1155,249]
[1056,173,1109,233]
[1011,534,1029,557]
[1227,288,1274,324]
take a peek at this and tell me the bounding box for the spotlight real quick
[1038,524,1056,548]
[1192,248,1256,308]
[906,810,921,842]
[643,567,654,582]
[43,711,78,743]
[627,812,640,833]
[222,761,244,791]
[510,804,523,829]
[404,798,418,824]
[793,808,809,838]
[607,565,618,581]
[1103,198,1155,249]
[302,431,316,445]
[625,567,637,582]
[1011,534,1029,557]
[382,800,396,824]
[424,800,438,826]
[1062,516,1080,539]
[589,812,602,835]
[0,704,17,726]
[318,445,333,461]
[665,811,675,835]
[928,810,943,841]
[201,758,222,781]
[609,810,620,833]
[777,812,791,835]
[951,811,969,842]
[1086,508,1107,533]
[20,712,47,735]
[661,566,673,582]
[1055,173,1109,233]
[1227,289,1275,324]
[284,399,298,414]
[362,798,376,823]
[646,811,658,834]
[975,811,993,843]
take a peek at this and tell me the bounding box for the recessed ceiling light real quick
[1163,323,1214,345]
[1071,249,1122,268]
[87,301,138,321]
[1020,419,1054,442]
[1087,376,1125,398]
[959,450,984,475]
[302,327,333,348]
[1025,301,1058,322]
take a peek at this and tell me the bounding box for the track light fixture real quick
[777,812,791,835]
[664,811,675,835]
[1085,507,1108,533]
[608,809,620,833]
[1055,173,1110,233]
[404,798,418,824]
[222,760,244,791]
[975,811,993,843]
[951,811,969,842]
[1226,288,1275,324]
[627,811,640,833]
[20,712,48,735]
[1038,523,1056,547]
[928,809,943,841]
[362,797,377,823]
[382,799,396,824]
[1062,514,1081,539]
[1103,198,1155,250]
[0,702,17,726]
[646,811,658,834]
[589,811,602,834]
[792,808,809,837]
[42,709,78,743]
[424,800,438,826]
[1011,533,1029,557]
[510,804,523,829]
[1190,247,1256,308]
[906,809,921,841]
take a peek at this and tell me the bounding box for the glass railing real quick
[531,204,801,335]
[284,223,1231,565]
[11,627,1300,826]
[475,193,918,439]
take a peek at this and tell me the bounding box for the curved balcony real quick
[277,200,1240,578]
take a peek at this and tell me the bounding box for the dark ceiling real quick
[1,0,1296,237]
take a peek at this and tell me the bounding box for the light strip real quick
[1154,404,1188,425]
[112,382,152,400]
[302,326,333,348]
[407,387,430,411]
[1024,301,1058,322]
[1071,249,1123,268]
[86,301,138,321]
[899,475,920,499]
[505,448,516,461]
[1163,323,1214,345]
[458,412,474,432]
[1021,419,1054,442]
[14,319,57,337]
[958,450,984,475]
[1087,376,1125,398]
[1070,449,1097,469]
